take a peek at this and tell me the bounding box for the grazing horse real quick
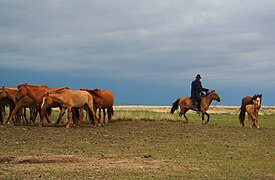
[239,94,262,127]
[0,87,38,124]
[80,88,114,123]
[16,83,66,126]
[246,98,261,128]
[171,90,221,125]
[41,88,97,128]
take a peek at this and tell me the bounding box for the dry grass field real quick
[0,106,274,179]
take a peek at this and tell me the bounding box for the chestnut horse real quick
[41,88,97,128]
[239,94,262,127]
[80,88,114,124]
[171,90,221,125]
[246,98,261,128]
[16,83,66,126]
[0,87,38,124]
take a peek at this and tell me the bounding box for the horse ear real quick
[2,86,4,90]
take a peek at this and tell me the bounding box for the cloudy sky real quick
[1,0,275,105]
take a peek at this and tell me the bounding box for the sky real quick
[1,0,275,106]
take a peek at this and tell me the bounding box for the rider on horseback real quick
[191,74,209,110]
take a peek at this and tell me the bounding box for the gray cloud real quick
[1,0,275,86]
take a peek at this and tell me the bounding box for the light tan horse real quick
[171,90,221,125]
[41,88,97,128]
[245,97,261,128]
[0,86,38,124]
[80,88,114,124]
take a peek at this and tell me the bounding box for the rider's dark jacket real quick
[191,80,209,101]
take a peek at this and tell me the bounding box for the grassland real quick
[0,106,274,179]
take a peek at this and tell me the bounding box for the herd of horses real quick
[0,84,262,128]
[0,83,114,128]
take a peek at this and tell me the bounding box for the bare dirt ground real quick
[0,106,274,179]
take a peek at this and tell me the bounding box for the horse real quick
[171,90,221,125]
[239,94,262,127]
[245,98,261,128]
[41,88,97,128]
[0,86,38,124]
[80,88,114,124]
[16,83,66,126]
[0,88,19,123]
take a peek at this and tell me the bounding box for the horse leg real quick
[55,107,66,126]
[88,104,98,126]
[107,107,113,123]
[181,108,189,124]
[23,108,29,124]
[66,107,72,128]
[6,104,20,124]
[98,108,102,124]
[44,110,52,124]
[79,108,84,125]
[103,108,107,123]
[202,112,210,125]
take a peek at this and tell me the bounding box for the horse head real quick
[252,93,262,109]
[209,90,221,102]
[252,98,261,109]
[16,83,28,101]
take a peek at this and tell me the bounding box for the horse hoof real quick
[66,124,70,128]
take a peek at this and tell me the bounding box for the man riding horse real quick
[191,74,209,110]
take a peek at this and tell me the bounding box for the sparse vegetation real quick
[0,106,274,179]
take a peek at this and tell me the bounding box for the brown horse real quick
[16,83,66,126]
[246,98,261,128]
[0,94,15,124]
[0,86,38,124]
[41,88,97,128]
[171,90,221,125]
[239,94,262,127]
[80,88,114,124]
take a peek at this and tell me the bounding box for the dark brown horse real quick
[171,90,221,125]
[0,86,38,124]
[239,94,262,127]
[0,94,15,124]
[80,88,114,124]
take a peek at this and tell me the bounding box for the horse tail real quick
[239,106,246,126]
[88,108,95,124]
[109,107,114,116]
[171,98,180,114]
[72,108,80,122]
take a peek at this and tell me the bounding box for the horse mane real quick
[48,87,70,94]
[203,90,214,97]
[80,88,103,99]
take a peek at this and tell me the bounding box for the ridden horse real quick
[245,98,261,128]
[16,83,66,126]
[171,90,221,125]
[239,94,262,127]
[0,87,38,124]
[80,88,114,124]
[41,88,97,128]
